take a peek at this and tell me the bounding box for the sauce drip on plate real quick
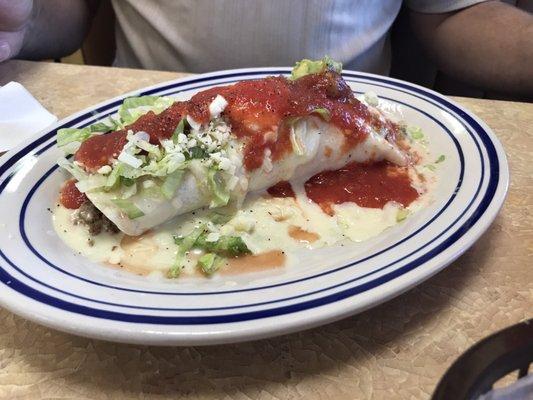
[222,250,286,274]
[304,161,419,215]
[75,71,399,172]
[59,179,87,209]
[267,181,295,198]
[288,226,320,243]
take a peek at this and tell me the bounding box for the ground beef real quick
[74,201,120,236]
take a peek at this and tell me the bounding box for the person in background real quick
[0,0,531,96]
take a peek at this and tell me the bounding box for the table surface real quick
[0,60,531,400]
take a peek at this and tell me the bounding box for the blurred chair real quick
[431,319,533,400]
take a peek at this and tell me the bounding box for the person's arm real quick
[0,0,99,62]
[410,1,533,96]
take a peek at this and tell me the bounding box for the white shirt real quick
[111,0,486,74]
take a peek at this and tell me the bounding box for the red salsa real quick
[75,130,128,172]
[304,161,419,215]
[60,179,87,209]
[74,71,399,172]
[267,181,295,198]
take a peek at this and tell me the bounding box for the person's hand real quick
[0,0,34,62]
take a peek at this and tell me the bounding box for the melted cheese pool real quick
[53,168,434,279]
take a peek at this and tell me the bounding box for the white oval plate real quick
[0,68,508,345]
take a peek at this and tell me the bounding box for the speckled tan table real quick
[0,60,531,400]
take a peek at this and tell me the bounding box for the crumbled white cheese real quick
[208,95,228,119]
[176,133,187,144]
[118,151,142,168]
[219,225,235,235]
[218,158,232,171]
[186,115,201,131]
[230,216,255,232]
[206,232,220,242]
[97,165,112,174]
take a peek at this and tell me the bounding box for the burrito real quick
[57,57,409,236]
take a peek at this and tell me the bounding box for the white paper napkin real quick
[0,82,57,152]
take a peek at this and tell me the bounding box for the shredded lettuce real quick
[122,177,135,186]
[56,128,92,155]
[57,97,173,155]
[58,94,238,217]
[207,168,230,208]
[161,170,184,199]
[172,118,187,141]
[285,116,301,126]
[57,127,91,146]
[193,232,251,257]
[120,181,137,199]
[187,160,209,192]
[74,175,107,193]
[57,157,88,181]
[422,154,445,172]
[197,253,223,275]
[187,146,208,160]
[104,163,124,190]
[311,108,331,121]
[407,126,424,141]
[135,139,161,158]
[174,226,205,252]
[139,181,162,198]
[118,96,175,125]
[396,208,410,222]
[169,226,206,277]
[56,115,123,155]
[289,126,305,156]
[167,265,181,279]
[110,199,144,219]
[89,118,120,133]
[171,227,250,277]
[167,253,188,278]
[210,211,234,225]
[290,56,342,80]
